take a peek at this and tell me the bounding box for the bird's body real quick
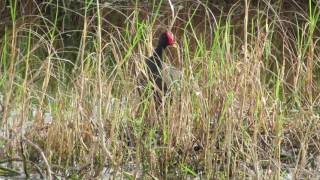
[137,31,175,111]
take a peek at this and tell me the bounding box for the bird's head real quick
[158,31,175,48]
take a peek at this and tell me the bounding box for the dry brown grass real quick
[0,0,320,179]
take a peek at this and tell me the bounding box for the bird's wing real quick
[162,63,182,90]
[162,63,203,97]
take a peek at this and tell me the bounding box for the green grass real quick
[0,0,320,179]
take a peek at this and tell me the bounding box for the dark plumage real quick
[138,31,175,111]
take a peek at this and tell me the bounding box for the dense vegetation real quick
[0,0,320,179]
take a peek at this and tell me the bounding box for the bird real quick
[137,31,175,111]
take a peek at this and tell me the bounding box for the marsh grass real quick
[0,0,320,179]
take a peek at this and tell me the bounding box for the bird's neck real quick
[153,45,165,66]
